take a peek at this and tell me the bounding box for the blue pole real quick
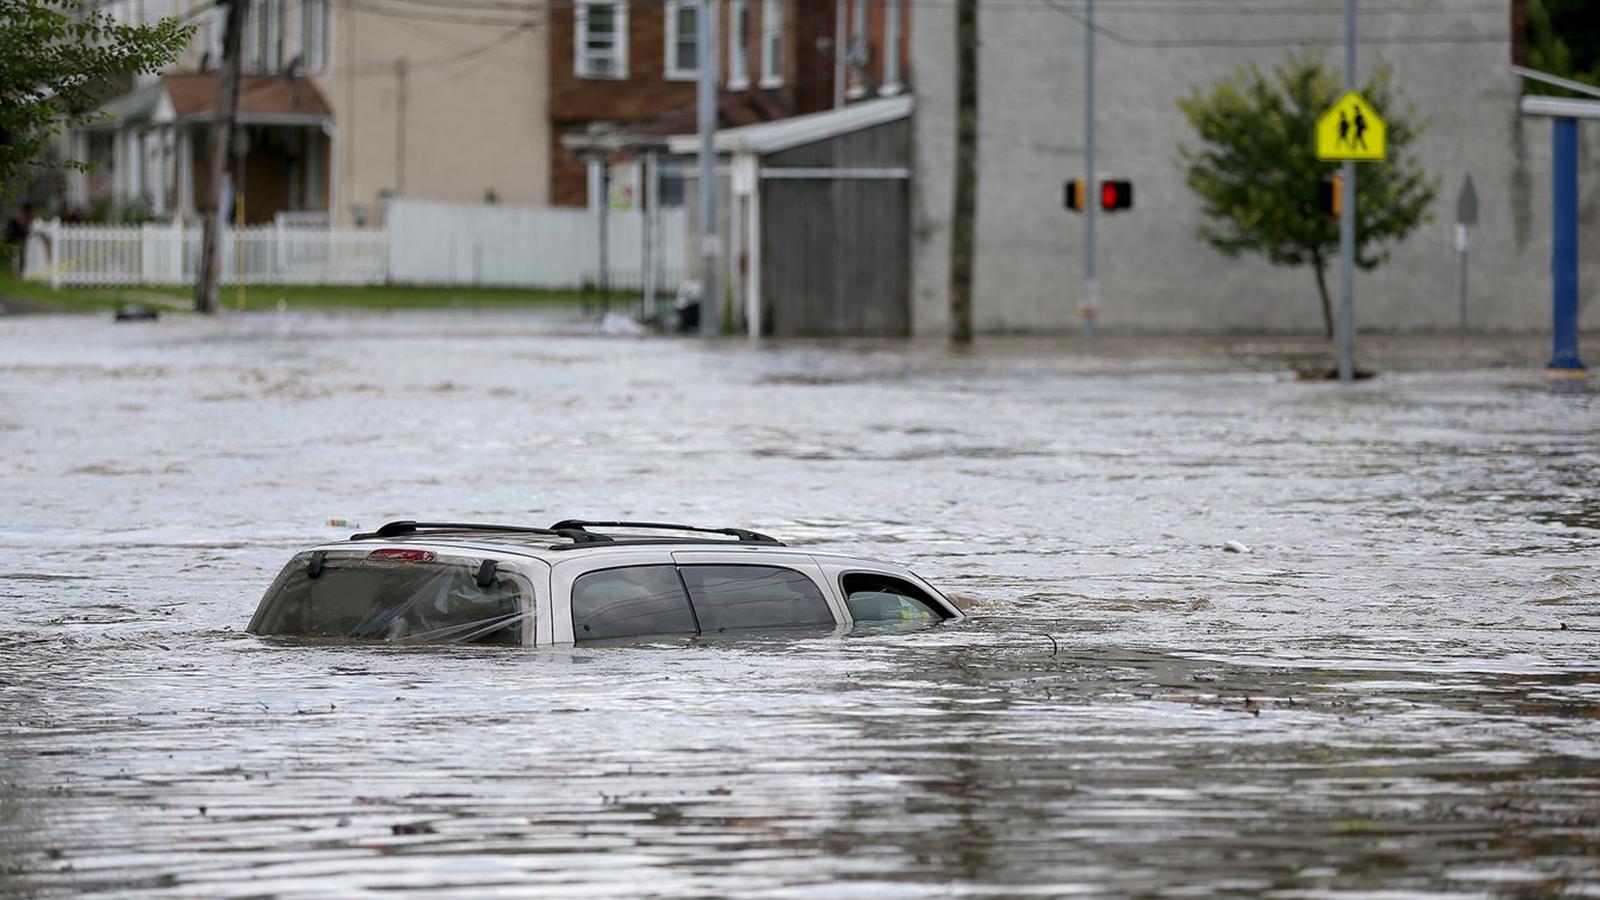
[1549,117,1586,376]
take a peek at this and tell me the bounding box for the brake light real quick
[368,548,436,563]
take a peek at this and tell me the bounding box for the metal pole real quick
[1337,0,1356,382]
[598,161,610,317]
[697,0,720,336]
[643,150,658,320]
[1549,116,1586,376]
[1082,0,1097,341]
[395,57,407,196]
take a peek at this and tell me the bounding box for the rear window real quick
[678,565,834,632]
[250,553,526,645]
[571,565,698,641]
[841,572,943,623]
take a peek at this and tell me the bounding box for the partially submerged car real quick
[248,520,962,646]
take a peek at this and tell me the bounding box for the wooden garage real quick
[670,96,913,338]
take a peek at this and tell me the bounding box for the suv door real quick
[550,549,684,644]
[668,551,845,631]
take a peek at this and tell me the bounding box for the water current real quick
[1,310,1597,897]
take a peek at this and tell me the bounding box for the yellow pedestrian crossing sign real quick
[1316,91,1386,162]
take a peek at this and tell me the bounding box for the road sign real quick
[1456,174,1478,225]
[1316,91,1387,162]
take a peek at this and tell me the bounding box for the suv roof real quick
[338,519,791,559]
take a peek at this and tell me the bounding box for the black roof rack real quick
[347,519,784,547]
[551,520,784,545]
[350,521,608,543]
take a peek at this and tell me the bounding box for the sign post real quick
[1455,175,1478,335]
[1316,81,1388,383]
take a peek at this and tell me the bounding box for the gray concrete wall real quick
[912,2,1600,335]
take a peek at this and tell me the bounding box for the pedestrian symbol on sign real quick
[1316,91,1386,162]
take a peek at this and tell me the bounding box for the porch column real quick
[1548,117,1585,376]
[177,127,195,217]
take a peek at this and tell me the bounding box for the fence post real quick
[275,217,287,282]
[48,219,61,290]
[140,222,155,284]
[171,219,183,284]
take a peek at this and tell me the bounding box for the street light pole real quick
[697,0,720,336]
[1082,0,1097,341]
[1337,0,1357,382]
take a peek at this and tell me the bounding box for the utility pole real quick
[948,0,977,345]
[1337,0,1357,382]
[395,57,408,196]
[696,0,720,336]
[1082,0,1097,340]
[195,0,248,314]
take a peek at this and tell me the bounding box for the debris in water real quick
[600,312,646,336]
[391,823,436,835]
[1224,541,1251,554]
[113,303,160,322]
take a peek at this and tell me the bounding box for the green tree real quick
[0,0,190,197]
[1525,0,1600,96]
[1177,55,1436,339]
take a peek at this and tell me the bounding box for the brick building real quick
[548,0,910,209]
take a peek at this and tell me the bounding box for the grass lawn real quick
[0,273,591,314]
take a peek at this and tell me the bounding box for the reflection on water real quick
[1,312,1597,896]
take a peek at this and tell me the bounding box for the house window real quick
[251,0,283,73]
[575,0,627,80]
[656,163,686,207]
[301,0,328,72]
[760,0,783,87]
[665,0,699,81]
[242,0,284,73]
[728,0,749,89]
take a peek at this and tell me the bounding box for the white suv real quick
[248,520,962,647]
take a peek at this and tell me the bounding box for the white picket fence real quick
[25,220,387,288]
[24,201,688,292]
[386,198,686,291]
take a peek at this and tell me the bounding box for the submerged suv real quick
[248,520,962,647]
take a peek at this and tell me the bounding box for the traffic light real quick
[1064,178,1088,212]
[1318,172,1344,218]
[1064,178,1133,213]
[1100,179,1132,212]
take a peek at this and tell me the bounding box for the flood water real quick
[2,309,1597,897]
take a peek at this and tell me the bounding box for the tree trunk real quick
[948,0,978,344]
[195,0,248,314]
[1311,251,1333,341]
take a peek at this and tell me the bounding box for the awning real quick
[665,95,914,156]
[87,72,333,130]
[561,93,786,157]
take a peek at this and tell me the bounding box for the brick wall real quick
[549,0,852,206]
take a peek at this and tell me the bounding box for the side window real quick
[841,573,943,623]
[679,565,834,632]
[571,565,696,641]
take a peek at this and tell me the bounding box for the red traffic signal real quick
[1100,179,1132,212]
[1064,178,1132,213]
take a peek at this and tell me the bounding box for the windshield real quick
[249,553,528,645]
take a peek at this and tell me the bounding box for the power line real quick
[1040,0,1516,47]
[338,0,544,28]
[333,20,539,73]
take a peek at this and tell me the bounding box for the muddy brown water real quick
[2,311,1597,897]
